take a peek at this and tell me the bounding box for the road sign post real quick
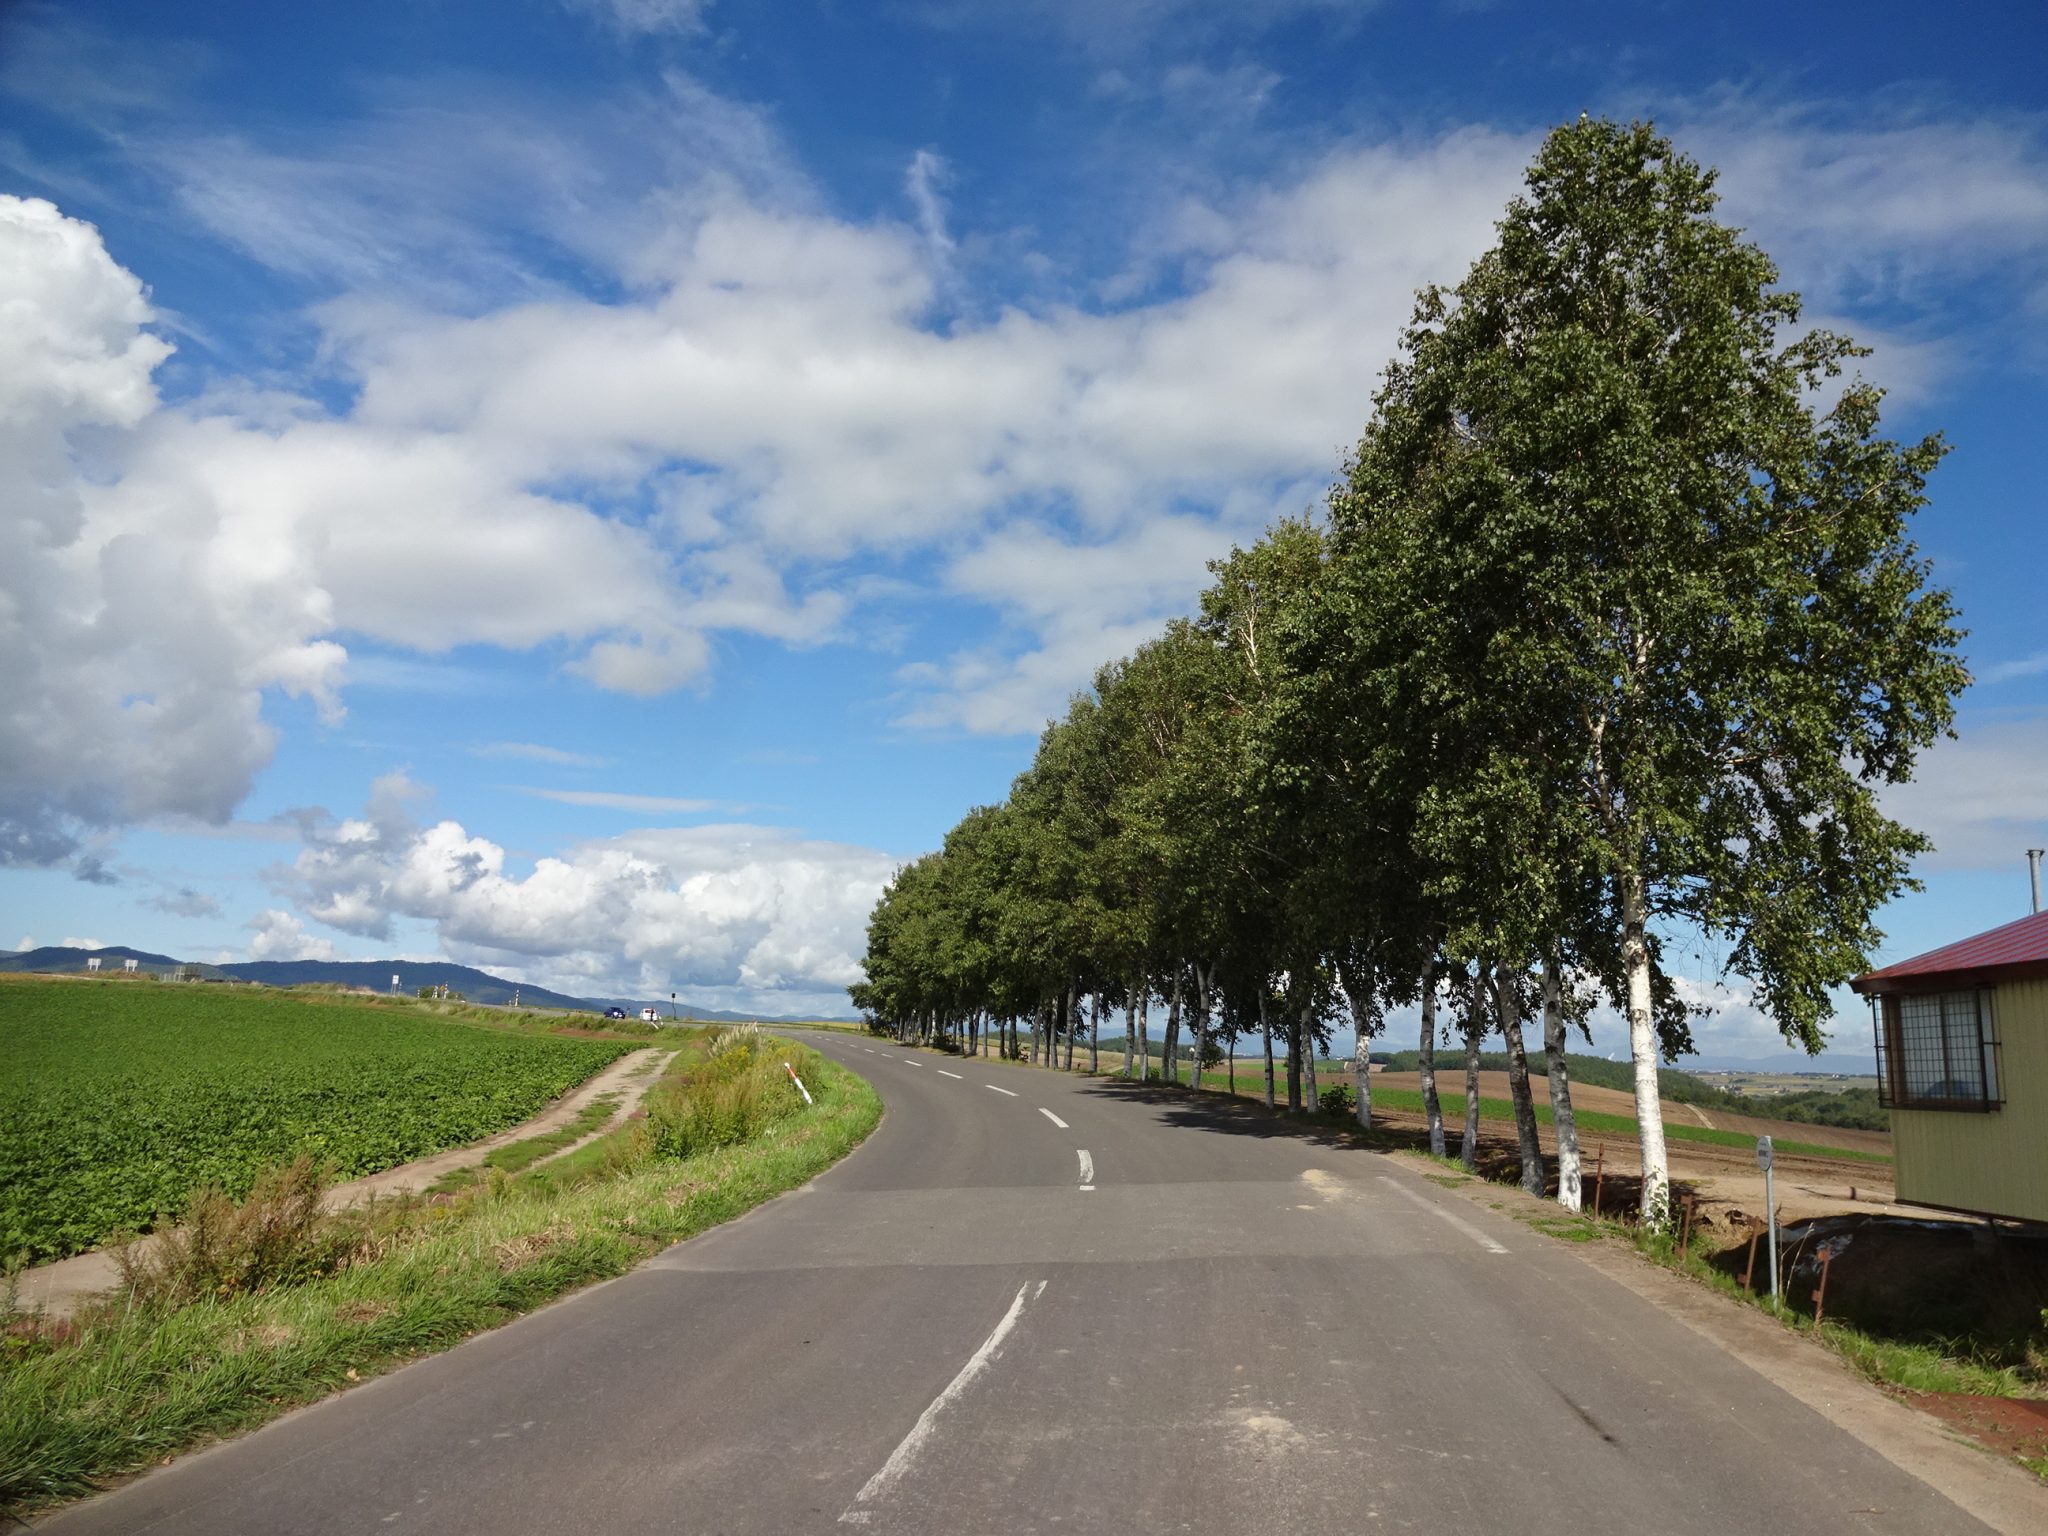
[1756,1136,1779,1306]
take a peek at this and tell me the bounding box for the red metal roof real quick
[1852,909,2048,994]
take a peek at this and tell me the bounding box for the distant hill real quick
[214,959,590,1011]
[0,944,193,975]
[0,945,857,1023]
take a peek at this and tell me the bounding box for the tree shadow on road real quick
[1077,1077,1658,1217]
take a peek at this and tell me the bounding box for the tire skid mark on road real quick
[838,1280,1047,1524]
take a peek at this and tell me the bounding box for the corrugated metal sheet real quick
[1892,976,2048,1224]
[1853,909,2048,994]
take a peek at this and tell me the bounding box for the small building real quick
[1851,909,2048,1225]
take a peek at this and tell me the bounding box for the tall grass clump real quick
[644,1028,803,1158]
[112,1157,363,1307]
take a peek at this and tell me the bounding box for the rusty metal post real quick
[1812,1246,1835,1326]
[1741,1222,1762,1292]
[1592,1141,1605,1217]
[1679,1194,1696,1263]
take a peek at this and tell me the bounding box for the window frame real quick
[1874,987,2004,1112]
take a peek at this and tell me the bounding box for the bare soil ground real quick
[1913,1396,2048,1470]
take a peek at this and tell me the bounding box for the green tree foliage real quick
[849,117,1963,1225]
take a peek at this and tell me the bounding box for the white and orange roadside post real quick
[785,1060,814,1105]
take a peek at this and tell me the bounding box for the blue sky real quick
[2,0,2043,1053]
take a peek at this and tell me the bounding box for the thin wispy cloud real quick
[1981,650,2048,685]
[521,788,738,814]
[476,742,610,767]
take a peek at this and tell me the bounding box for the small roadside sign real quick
[1755,1135,1773,1171]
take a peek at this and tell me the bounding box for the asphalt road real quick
[45,1035,1994,1535]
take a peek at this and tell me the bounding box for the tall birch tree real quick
[1339,117,1965,1224]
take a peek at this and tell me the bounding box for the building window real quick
[1876,990,2003,1111]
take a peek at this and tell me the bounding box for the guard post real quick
[1756,1135,1779,1306]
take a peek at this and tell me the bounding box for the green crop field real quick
[0,980,631,1263]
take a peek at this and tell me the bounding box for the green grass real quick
[1,979,632,1261]
[426,1094,625,1193]
[0,1036,880,1515]
[1819,1327,2035,1398]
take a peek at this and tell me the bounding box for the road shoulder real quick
[1405,1153,2048,1536]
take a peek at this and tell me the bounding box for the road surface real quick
[45,1035,2002,1534]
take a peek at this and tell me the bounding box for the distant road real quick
[46,1036,2010,1534]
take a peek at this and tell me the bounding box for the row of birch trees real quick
[849,118,1968,1225]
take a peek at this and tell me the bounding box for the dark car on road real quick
[604,1006,627,1019]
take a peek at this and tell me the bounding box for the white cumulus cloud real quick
[275,774,896,1007]
[246,908,339,961]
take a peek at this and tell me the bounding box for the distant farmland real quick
[0,980,629,1263]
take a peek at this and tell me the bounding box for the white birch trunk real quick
[1543,952,1582,1211]
[1259,990,1276,1110]
[1088,991,1100,1074]
[1301,1007,1319,1108]
[1164,970,1183,1085]
[1284,1005,1302,1111]
[1336,961,1374,1130]
[1620,870,1671,1226]
[1495,963,1547,1198]
[1134,980,1150,1081]
[1460,970,1485,1171]
[1419,962,1444,1157]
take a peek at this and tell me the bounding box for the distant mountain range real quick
[0,946,855,1023]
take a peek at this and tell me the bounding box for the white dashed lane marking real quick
[937,1070,963,1080]
[986,1085,1018,1097]
[1038,1108,1069,1130]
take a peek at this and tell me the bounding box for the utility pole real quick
[2030,849,2044,915]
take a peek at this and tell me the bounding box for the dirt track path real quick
[14,1047,673,1318]
[322,1046,671,1208]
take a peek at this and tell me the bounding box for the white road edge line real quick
[1376,1175,1509,1254]
[902,1059,921,1066]
[1038,1107,1070,1130]
[1077,1149,1093,1186]
[839,1279,1046,1524]
[937,1069,963,1079]
[986,1085,1018,1097]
